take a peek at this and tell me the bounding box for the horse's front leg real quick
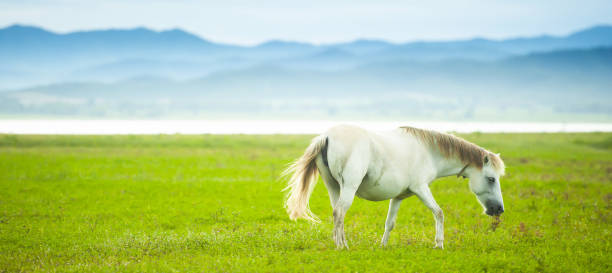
[381,197,403,247]
[333,186,357,249]
[414,186,444,249]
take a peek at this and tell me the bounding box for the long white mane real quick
[400,126,505,175]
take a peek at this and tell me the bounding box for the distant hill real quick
[2,46,610,121]
[0,25,223,55]
[0,25,232,72]
[1,24,612,89]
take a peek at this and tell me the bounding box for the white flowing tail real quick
[283,135,327,222]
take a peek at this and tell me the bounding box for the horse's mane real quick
[400,126,505,175]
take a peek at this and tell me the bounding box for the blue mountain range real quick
[0,24,611,120]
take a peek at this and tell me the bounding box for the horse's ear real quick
[484,154,490,165]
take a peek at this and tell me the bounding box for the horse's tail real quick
[283,135,328,223]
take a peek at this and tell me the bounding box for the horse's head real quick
[465,153,506,216]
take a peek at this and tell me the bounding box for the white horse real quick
[284,125,505,249]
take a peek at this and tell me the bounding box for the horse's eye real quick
[487,177,495,184]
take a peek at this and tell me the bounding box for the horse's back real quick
[322,124,435,201]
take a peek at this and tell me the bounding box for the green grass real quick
[1,133,611,272]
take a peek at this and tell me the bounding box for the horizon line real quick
[2,23,611,47]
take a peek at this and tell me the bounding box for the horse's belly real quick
[356,175,405,201]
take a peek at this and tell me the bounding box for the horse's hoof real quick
[334,239,349,250]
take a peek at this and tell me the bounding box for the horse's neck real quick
[432,153,467,178]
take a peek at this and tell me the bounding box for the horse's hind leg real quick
[327,135,370,249]
[316,156,340,210]
[333,185,358,249]
[331,154,368,249]
[318,155,355,249]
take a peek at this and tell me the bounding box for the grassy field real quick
[0,133,611,272]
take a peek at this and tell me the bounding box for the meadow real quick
[0,132,611,272]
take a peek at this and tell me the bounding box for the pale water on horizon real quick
[0,120,611,134]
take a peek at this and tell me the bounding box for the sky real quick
[1,0,611,45]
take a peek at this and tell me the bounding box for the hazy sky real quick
[1,0,611,45]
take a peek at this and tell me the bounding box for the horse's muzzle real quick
[485,200,504,216]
